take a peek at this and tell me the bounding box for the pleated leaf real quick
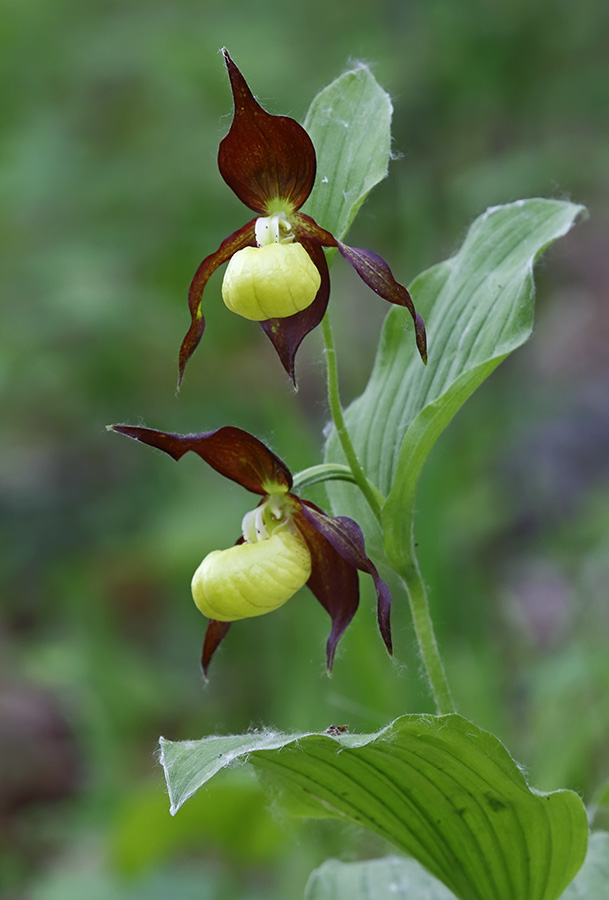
[304,834,609,900]
[560,832,609,899]
[305,855,458,899]
[324,199,585,566]
[159,714,587,900]
[302,63,392,241]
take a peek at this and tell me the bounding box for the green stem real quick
[320,313,383,522]
[396,544,455,714]
[292,463,357,492]
[320,312,453,713]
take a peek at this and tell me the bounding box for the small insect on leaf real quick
[324,724,350,735]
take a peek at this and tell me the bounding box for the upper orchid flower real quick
[109,423,392,674]
[178,49,427,386]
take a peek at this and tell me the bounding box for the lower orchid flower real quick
[178,49,427,387]
[109,424,391,674]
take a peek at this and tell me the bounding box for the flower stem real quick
[320,312,453,713]
[292,463,357,492]
[320,313,383,522]
[396,544,455,714]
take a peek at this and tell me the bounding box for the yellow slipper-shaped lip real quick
[191,529,312,621]
[222,242,321,321]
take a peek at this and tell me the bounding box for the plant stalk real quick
[321,312,453,713]
[397,545,455,714]
[320,313,383,522]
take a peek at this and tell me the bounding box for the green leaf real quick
[303,64,392,241]
[160,714,587,900]
[305,838,609,900]
[560,832,609,899]
[304,836,609,900]
[305,855,458,899]
[324,199,585,566]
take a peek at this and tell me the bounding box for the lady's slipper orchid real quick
[109,423,392,674]
[179,49,427,386]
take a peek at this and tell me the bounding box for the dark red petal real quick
[218,49,316,214]
[337,243,427,364]
[299,500,392,655]
[293,508,360,670]
[259,240,329,385]
[202,619,232,676]
[108,425,292,494]
[179,218,257,388]
[287,213,427,366]
[294,212,337,248]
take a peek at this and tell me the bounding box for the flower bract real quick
[109,423,392,674]
[178,49,427,387]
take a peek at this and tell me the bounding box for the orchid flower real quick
[178,49,427,386]
[109,423,392,674]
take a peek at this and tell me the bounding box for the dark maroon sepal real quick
[109,424,292,494]
[218,49,316,215]
[179,218,256,388]
[299,501,392,655]
[202,619,232,675]
[259,241,330,385]
[337,243,428,364]
[293,508,360,669]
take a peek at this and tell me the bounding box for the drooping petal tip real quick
[293,499,392,667]
[336,242,427,365]
[179,219,257,388]
[300,502,393,655]
[259,240,330,386]
[294,509,360,670]
[416,312,428,364]
[201,619,232,676]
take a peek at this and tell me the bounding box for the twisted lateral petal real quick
[295,213,427,365]
[336,243,428,364]
[299,500,393,655]
[218,49,316,214]
[259,239,330,385]
[191,531,312,621]
[293,510,360,670]
[109,424,292,494]
[179,218,257,387]
[222,243,321,320]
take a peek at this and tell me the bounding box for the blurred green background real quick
[2,0,608,897]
